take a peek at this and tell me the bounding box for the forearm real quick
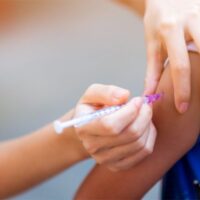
[114,0,145,16]
[75,53,200,199]
[0,110,88,198]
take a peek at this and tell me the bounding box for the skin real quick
[0,2,156,197]
[0,110,88,199]
[74,85,157,171]
[117,0,200,114]
[75,52,200,199]
[144,0,200,114]
[1,0,200,198]
[0,85,156,199]
[2,1,200,114]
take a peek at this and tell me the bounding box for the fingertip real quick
[112,89,130,104]
[174,89,191,114]
[177,102,189,114]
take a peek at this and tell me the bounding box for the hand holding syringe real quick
[53,84,161,171]
[54,93,162,134]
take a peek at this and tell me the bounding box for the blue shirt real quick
[162,138,200,199]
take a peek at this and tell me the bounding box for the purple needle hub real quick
[145,93,163,104]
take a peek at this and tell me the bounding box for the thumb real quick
[80,84,130,106]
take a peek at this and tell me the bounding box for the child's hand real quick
[74,84,157,171]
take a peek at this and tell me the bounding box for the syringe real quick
[54,93,162,134]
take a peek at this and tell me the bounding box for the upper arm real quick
[75,52,200,200]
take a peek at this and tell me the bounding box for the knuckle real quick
[87,144,99,154]
[101,119,113,131]
[134,131,142,141]
[131,126,142,140]
[117,166,127,171]
[101,119,112,130]
[173,64,182,72]
[82,138,100,154]
[123,165,132,170]
[173,62,189,75]
[126,132,138,141]
[131,125,138,134]
[143,146,154,155]
[75,126,84,134]
[189,7,200,19]
[112,154,145,170]
[111,126,121,135]
[101,119,119,134]
[108,166,120,172]
[137,139,146,150]
[128,106,138,117]
[113,162,130,171]
[97,154,111,165]
[158,17,177,35]
[75,128,86,139]
[112,164,124,171]
[95,157,103,165]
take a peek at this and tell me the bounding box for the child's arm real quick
[75,52,200,200]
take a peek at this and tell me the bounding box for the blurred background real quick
[0,0,160,199]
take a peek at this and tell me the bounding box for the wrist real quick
[58,110,90,162]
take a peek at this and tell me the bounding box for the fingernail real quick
[179,102,189,113]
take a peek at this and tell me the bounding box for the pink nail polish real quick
[179,102,189,113]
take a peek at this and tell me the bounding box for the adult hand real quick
[74,84,157,171]
[144,0,200,113]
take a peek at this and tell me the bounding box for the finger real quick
[74,104,96,119]
[80,84,130,106]
[97,97,143,135]
[164,29,191,113]
[93,125,150,164]
[144,123,157,153]
[77,97,143,137]
[108,147,149,171]
[81,125,149,151]
[125,103,153,140]
[188,19,200,53]
[144,35,163,95]
[108,124,156,171]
